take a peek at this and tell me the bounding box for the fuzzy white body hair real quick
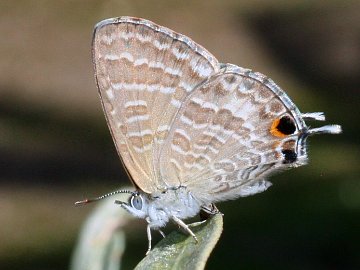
[121,186,202,229]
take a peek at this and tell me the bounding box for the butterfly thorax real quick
[123,186,202,229]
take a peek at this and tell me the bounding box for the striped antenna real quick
[75,189,135,206]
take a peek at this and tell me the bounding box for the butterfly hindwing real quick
[160,64,307,203]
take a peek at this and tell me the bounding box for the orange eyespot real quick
[270,118,286,137]
[270,116,296,137]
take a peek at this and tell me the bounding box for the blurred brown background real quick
[0,1,359,269]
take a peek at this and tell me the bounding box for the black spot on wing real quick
[282,149,297,164]
[277,116,296,135]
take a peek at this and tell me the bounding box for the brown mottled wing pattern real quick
[160,64,307,204]
[92,17,219,193]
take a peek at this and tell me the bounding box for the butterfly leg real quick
[188,204,222,227]
[188,220,207,227]
[158,229,166,238]
[201,203,221,215]
[172,216,198,243]
[199,203,222,221]
[145,220,152,255]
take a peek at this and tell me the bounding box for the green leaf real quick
[135,214,223,270]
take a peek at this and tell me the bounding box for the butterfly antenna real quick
[75,189,135,206]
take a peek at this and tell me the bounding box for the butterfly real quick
[76,16,342,254]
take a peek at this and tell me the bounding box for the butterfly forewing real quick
[160,64,306,204]
[92,17,220,193]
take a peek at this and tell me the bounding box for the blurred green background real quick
[0,0,359,269]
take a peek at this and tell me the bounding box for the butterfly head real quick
[75,189,149,219]
[111,191,149,219]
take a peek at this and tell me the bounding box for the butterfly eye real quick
[270,116,296,137]
[130,195,143,210]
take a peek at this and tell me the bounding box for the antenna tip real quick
[75,199,90,206]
